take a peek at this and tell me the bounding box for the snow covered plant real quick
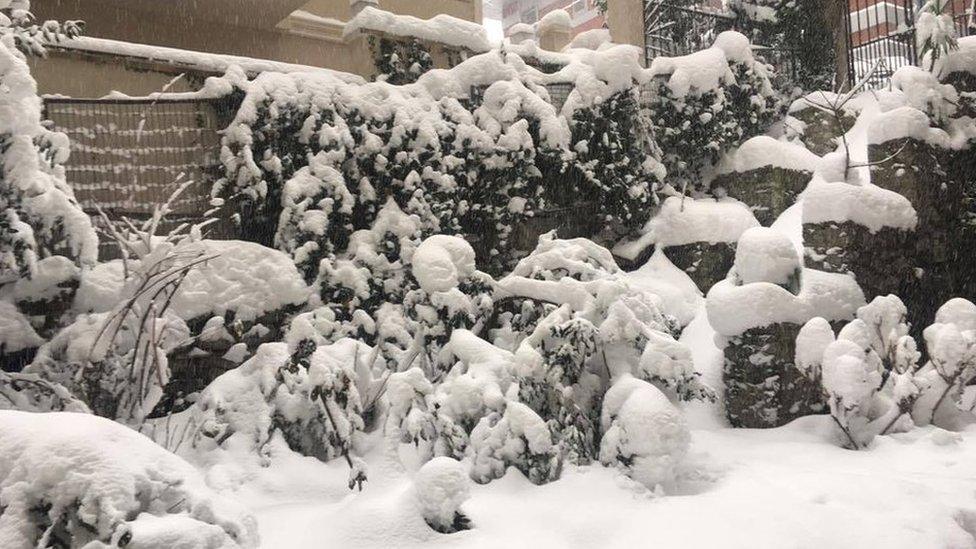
[0,411,259,549]
[795,295,923,448]
[599,375,690,491]
[917,0,960,72]
[0,0,96,347]
[191,339,370,490]
[913,298,976,427]
[644,32,781,192]
[494,236,711,466]
[413,457,472,533]
[370,35,434,85]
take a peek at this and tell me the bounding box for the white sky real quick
[484,18,504,45]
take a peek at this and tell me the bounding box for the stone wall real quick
[710,166,811,226]
[723,322,826,428]
[662,242,736,292]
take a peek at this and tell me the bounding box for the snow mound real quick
[344,6,491,52]
[567,28,612,50]
[0,411,258,548]
[890,66,959,122]
[802,179,918,233]
[732,227,801,287]
[537,9,573,34]
[170,240,310,322]
[932,33,976,78]
[710,31,755,65]
[412,235,477,293]
[600,375,690,490]
[866,106,952,147]
[715,135,821,175]
[11,255,78,303]
[413,456,470,532]
[615,196,759,257]
[706,269,865,336]
[647,47,733,97]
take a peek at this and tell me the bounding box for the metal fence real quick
[845,0,918,87]
[643,1,735,60]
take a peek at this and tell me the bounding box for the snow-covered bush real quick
[191,340,368,484]
[0,1,96,354]
[913,298,976,427]
[917,0,960,72]
[371,36,435,85]
[795,295,927,447]
[495,236,710,463]
[0,370,90,413]
[23,237,201,426]
[599,375,690,491]
[413,456,471,533]
[0,410,258,549]
[468,400,561,485]
[644,32,782,191]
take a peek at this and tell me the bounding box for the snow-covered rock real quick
[413,456,470,532]
[731,227,802,288]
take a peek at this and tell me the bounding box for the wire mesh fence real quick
[43,96,239,256]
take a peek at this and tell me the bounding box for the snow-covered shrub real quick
[913,298,976,427]
[468,400,561,485]
[0,410,258,549]
[24,237,202,426]
[495,236,710,463]
[917,0,960,72]
[191,341,367,479]
[729,0,835,90]
[644,32,782,191]
[795,295,925,447]
[371,35,435,85]
[0,1,96,350]
[413,456,471,533]
[0,370,90,413]
[599,375,690,490]
[405,235,494,374]
[568,88,663,237]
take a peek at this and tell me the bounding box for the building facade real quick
[501,0,605,37]
[31,0,484,97]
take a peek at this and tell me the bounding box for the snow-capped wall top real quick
[344,6,491,52]
[509,23,535,36]
[715,136,821,175]
[648,46,734,97]
[52,36,365,84]
[732,227,801,287]
[803,179,918,233]
[637,196,760,250]
[706,268,865,336]
[866,106,952,147]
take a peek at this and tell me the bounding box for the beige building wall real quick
[32,0,481,97]
[607,0,646,55]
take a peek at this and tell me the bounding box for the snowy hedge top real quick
[646,31,764,98]
[614,196,759,257]
[50,36,366,84]
[714,135,821,175]
[0,410,259,548]
[706,268,865,336]
[567,28,612,51]
[344,6,491,52]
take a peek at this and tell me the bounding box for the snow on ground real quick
[238,418,976,549]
